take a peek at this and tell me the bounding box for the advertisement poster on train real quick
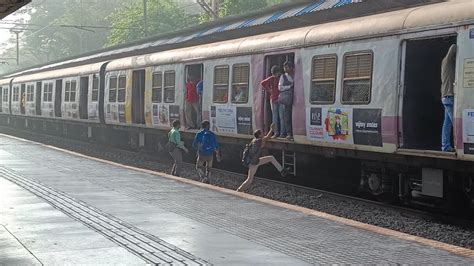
[210,105,237,134]
[353,109,383,147]
[306,107,353,144]
[168,105,180,127]
[463,109,474,154]
[306,107,324,140]
[236,107,253,135]
[323,108,353,144]
[463,59,474,88]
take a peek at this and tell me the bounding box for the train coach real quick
[0,0,473,209]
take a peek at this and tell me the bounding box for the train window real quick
[1,88,6,102]
[117,75,126,102]
[341,52,373,104]
[213,65,229,103]
[42,83,53,102]
[64,81,70,102]
[109,76,117,102]
[70,80,77,102]
[26,84,35,102]
[152,72,162,103]
[92,75,99,102]
[12,86,19,102]
[231,64,249,104]
[163,71,175,103]
[311,55,337,104]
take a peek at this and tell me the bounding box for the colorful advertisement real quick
[353,109,383,147]
[210,105,237,134]
[463,109,474,154]
[307,107,353,144]
[307,107,324,140]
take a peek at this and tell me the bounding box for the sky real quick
[0,9,30,53]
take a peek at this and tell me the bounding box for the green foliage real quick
[105,0,198,47]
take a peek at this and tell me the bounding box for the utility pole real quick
[143,0,148,37]
[10,29,21,66]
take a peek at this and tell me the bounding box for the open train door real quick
[262,53,294,133]
[132,69,145,124]
[55,79,62,117]
[400,35,457,150]
[79,76,89,119]
[35,82,42,115]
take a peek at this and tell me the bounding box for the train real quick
[0,0,473,209]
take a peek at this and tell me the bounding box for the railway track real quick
[0,126,473,249]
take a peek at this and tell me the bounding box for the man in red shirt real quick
[260,65,283,138]
[185,74,200,129]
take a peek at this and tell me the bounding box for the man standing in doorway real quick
[441,44,457,152]
[279,61,295,141]
[261,65,283,138]
[185,74,200,129]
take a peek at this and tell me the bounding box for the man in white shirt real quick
[278,61,295,140]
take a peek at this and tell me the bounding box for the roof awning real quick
[0,0,30,20]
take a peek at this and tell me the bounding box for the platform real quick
[0,134,473,265]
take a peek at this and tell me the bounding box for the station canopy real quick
[0,0,30,20]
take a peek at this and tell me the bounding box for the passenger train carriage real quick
[1,0,473,208]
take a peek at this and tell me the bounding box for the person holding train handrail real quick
[261,65,283,138]
[440,44,457,152]
[278,61,295,141]
[167,120,188,176]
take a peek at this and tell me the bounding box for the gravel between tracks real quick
[1,128,473,250]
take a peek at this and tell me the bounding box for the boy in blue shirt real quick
[193,120,220,183]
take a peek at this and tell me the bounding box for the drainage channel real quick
[0,167,210,266]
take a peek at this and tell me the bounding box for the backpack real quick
[242,143,252,167]
[199,131,216,156]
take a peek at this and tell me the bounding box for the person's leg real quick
[170,150,178,175]
[174,149,183,176]
[197,96,202,126]
[280,105,287,137]
[206,156,214,182]
[284,105,293,139]
[237,164,258,192]
[270,102,280,136]
[185,101,195,128]
[192,102,201,128]
[196,155,206,181]
[441,97,454,151]
[258,156,283,172]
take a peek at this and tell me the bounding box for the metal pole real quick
[143,0,148,37]
[211,0,219,20]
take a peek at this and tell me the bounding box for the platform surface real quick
[0,134,473,265]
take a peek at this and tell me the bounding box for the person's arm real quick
[279,75,291,92]
[262,127,274,147]
[260,76,272,91]
[446,44,457,63]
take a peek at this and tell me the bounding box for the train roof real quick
[106,0,474,71]
[10,62,105,84]
[1,0,445,78]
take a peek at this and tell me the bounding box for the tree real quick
[105,0,198,47]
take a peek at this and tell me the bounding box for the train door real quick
[79,76,89,119]
[184,64,203,128]
[20,84,25,115]
[132,69,145,124]
[36,82,42,115]
[262,53,294,132]
[401,35,457,150]
[55,79,62,117]
[0,87,2,112]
